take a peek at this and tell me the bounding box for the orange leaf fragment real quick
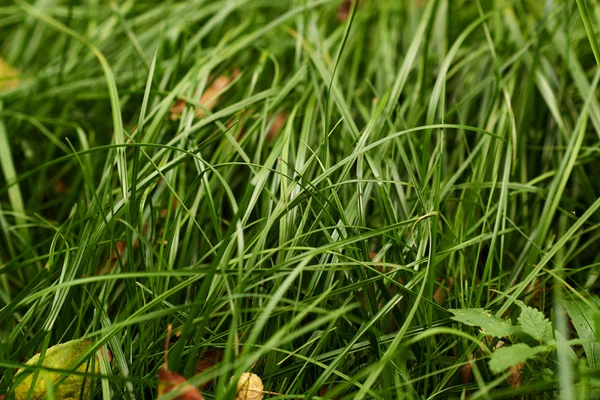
[267,112,288,140]
[433,277,454,306]
[158,367,204,400]
[158,325,205,400]
[170,69,240,120]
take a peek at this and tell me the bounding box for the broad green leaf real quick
[14,339,98,400]
[489,343,548,374]
[448,308,512,338]
[564,297,600,367]
[517,304,553,344]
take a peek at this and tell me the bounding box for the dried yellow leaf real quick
[236,372,264,400]
[0,58,20,90]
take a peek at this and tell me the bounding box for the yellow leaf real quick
[14,339,99,400]
[0,58,20,90]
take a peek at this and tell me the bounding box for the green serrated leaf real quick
[448,308,512,338]
[517,304,553,344]
[489,343,548,374]
[14,339,98,400]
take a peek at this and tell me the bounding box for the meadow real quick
[1,0,600,398]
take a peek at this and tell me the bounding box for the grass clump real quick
[1,0,600,398]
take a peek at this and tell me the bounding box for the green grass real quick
[1,0,600,399]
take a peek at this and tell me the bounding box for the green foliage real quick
[488,343,548,375]
[0,0,599,399]
[564,295,600,368]
[448,308,512,338]
[451,303,577,375]
[517,302,554,344]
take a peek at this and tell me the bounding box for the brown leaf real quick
[460,353,475,384]
[319,384,337,399]
[433,277,454,306]
[161,198,179,219]
[195,349,224,389]
[170,69,240,120]
[337,0,352,22]
[267,112,288,140]
[54,180,70,194]
[507,362,524,388]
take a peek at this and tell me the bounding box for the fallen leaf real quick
[54,180,70,194]
[161,198,179,219]
[0,58,19,90]
[318,384,338,399]
[267,112,288,140]
[170,69,240,120]
[236,372,263,400]
[433,277,454,306]
[195,349,224,389]
[459,353,475,384]
[337,0,352,22]
[507,362,524,388]
[158,367,204,400]
[159,325,205,400]
[13,340,99,400]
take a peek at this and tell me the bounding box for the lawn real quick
[1,0,600,399]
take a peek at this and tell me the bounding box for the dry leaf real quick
[433,277,454,306]
[236,372,263,400]
[318,384,337,399]
[158,325,205,400]
[267,112,288,140]
[158,367,204,400]
[0,58,19,90]
[195,349,224,389]
[170,69,240,120]
[54,180,70,194]
[507,362,524,388]
[13,340,99,400]
[337,0,352,22]
[459,353,475,384]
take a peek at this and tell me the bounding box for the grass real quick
[1,0,600,398]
